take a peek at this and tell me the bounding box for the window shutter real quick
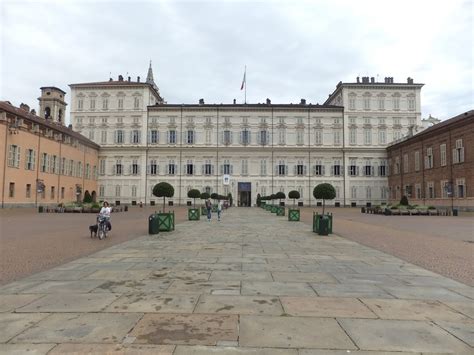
[229,131,233,144]
[193,164,196,175]
[211,165,214,175]
[146,165,151,175]
[460,147,464,163]
[285,165,288,175]
[424,156,429,169]
[322,165,326,176]
[356,166,360,176]
[193,131,197,144]
[137,165,141,175]
[371,166,374,176]
[266,131,270,144]
[239,131,243,144]
[24,150,29,169]
[220,165,224,174]
[147,131,151,144]
[248,131,251,144]
[129,131,133,144]
[201,164,204,175]
[293,165,297,175]
[303,165,307,175]
[275,165,279,175]
[230,165,233,175]
[32,150,36,170]
[111,165,115,175]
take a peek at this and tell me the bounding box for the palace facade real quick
[68,67,423,206]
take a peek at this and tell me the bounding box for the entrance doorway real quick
[238,182,251,207]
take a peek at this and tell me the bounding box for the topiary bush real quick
[400,195,409,206]
[288,190,300,206]
[187,189,201,207]
[210,193,218,202]
[200,192,210,201]
[313,183,336,215]
[276,191,286,203]
[153,182,174,212]
[83,190,92,203]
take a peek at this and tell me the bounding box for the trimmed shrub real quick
[400,195,409,206]
[152,182,174,213]
[187,189,201,207]
[288,190,300,206]
[275,191,286,202]
[313,183,336,215]
[200,192,210,200]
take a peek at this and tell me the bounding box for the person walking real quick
[205,198,212,222]
[217,200,223,221]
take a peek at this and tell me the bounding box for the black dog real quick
[89,224,98,238]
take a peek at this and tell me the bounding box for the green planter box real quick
[288,208,300,221]
[201,206,207,215]
[260,202,266,208]
[313,212,333,234]
[188,208,200,221]
[265,204,272,211]
[276,206,285,216]
[157,212,175,232]
[271,205,278,213]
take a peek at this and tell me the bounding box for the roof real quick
[40,86,67,95]
[148,103,344,110]
[69,80,163,101]
[388,110,474,149]
[324,81,424,105]
[0,101,100,150]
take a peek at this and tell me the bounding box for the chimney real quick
[20,103,30,112]
[109,78,113,82]
[356,76,360,83]
[199,98,204,105]
[118,75,123,81]
[407,77,413,84]
[370,77,375,83]
[266,98,271,105]
[300,98,306,105]
[128,76,131,82]
[137,76,140,82]
[233,99,236,104]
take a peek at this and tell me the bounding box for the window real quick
[223,160,232,175]
[115,130,124,144]
[351,186,357,199]
[278,129,286,145]
[131,130,141,144]
[425,147,433,169]
[115,185,121,197]
[134,97,140,109]
[427,181,435,198]
[415,184,421,199]
[259,130,268,145]
[378,98,385,110]
[295,161,306,176]
[68,159,74,176]
[403,154,409,173]
[222,130,232,145]
[131,159,139,175]
[379,160,387,176]
[440,144,447,166]
[393,130,401,141]
[365,161,373,176]
[349,129,356,145]
[349,159,358,176]
[50,155,57,174]
[102,117,108,124]
[115,160,123,175]
[204,160,213,175]
[314,129,322,145]
[186,161,194,175]
[297,130,304,145]
[88,130,95,141]
[99,185,104,197]
[456,178,465,198]
[453,139,465,164]
[102,98,108,110]
[93,166,98,180]
[99,159,106,175]
[85,163,90,179]
[8,145,20,168]
[101,131,107,144]
[333,161,341,176]
[78,99,83,110]
[378,130,386,144]
[148,130,158,144]
[314,160,325,176]
[363,96,371,110]
[51,186,55,199]
[9,182,15,198]
[348,97,356,110]
[131,185,137,198]
[60,157,66,175]
[379,118,386,125]
[364,129,372,145]
[393,98,400,110]
[277,160,287,176]
[187,130,195,144]
[26,184,31,198]
[205,129,212,144]
[408,98,415,110]
[90,99,96,110]
[333,130,341,145]
[168,130,177,144]
[77,162,83,177]
[441,180,449,198]
[25,149,35,170]
[260,160,267,176]
[364,118,371,125]
[118,98,123,109]
[241,159,248,175]
[414,151,420,171]
[149,159,158,175]
[168,161,176,175]
[381,187,387,199]
[241,130,250,145]
[40,153,48,173]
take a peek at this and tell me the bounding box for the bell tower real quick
[38,87,67,125]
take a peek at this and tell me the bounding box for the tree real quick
[210,193,218,202]
[275,191,286,204]
[83,190,92,203]
[288,190,300,206]
[400,195,409,206]
[152,182,174,213]
[187,189,201,208]
[313,183,336,215]
[200,192,210,201]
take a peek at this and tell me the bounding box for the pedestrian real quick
[205,198,212,222]
[217,200,223,221]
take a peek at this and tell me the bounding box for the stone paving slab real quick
[0,207,472,353]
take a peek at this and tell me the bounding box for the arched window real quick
[44,107,51,119]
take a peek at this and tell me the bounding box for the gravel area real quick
[299,207,474,286]
[0,206,190,285]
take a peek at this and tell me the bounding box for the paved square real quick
[0,208,472,353]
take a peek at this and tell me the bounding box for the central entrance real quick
[238,182,252,207]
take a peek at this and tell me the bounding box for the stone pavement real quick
[1,208,473,354]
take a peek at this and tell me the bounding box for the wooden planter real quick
[157,212,175,232]
[276,206,285,216]
[313,212,333,234]
[188,208,200,221]
[288,208,300,221]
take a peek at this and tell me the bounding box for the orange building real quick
[0,88,99,208]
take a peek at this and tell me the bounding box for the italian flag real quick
[240,69,246,90]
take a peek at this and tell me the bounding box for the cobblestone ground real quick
[0,208,472,354]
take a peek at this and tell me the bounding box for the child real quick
[217,201,223,221]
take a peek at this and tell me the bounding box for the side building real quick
[324,76,424,206]
[387,110,473,211]
[0,87,99,208]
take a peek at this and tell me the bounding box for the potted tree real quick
[200,192,210,215]
[313,183,336,235]
[288,190,300,221]
[187,189,201,220]
[275,192,286,216]
[152,182,175,231]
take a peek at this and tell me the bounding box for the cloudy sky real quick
[1,0,472,124]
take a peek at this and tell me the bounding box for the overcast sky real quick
[1,0,472,124]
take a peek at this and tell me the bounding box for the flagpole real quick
[244,65,247,104]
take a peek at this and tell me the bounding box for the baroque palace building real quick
[69,65,423,207]
[0,88,99,208]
